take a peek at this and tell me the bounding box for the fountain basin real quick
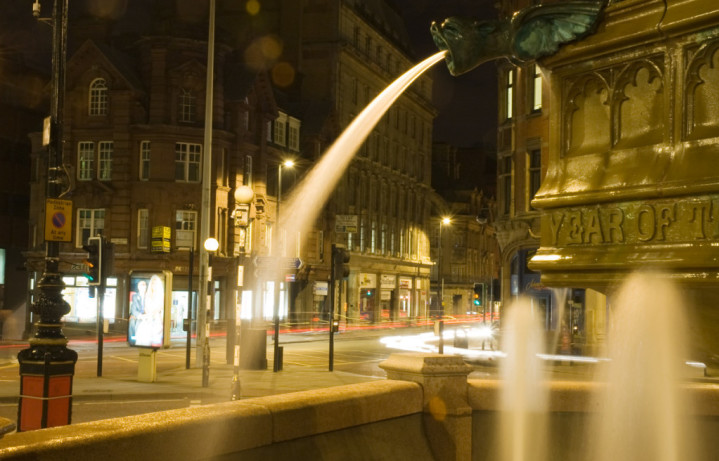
[1,355,718,460]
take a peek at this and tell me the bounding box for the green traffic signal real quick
[82,236,103,286]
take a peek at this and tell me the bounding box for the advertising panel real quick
[128,271,172,348]
[359,273,377,288]
[380,274,396,289]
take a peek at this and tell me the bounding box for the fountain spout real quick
[430,0,606,76]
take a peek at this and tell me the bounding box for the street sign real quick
[254,256,303,270]
[335,214,358,233]
[45,198,73,242]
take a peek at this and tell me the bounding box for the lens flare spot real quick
[272,62,296,88]
[428,396,447,422]
[246,0,261,16]
[245,35,283,71]
[84,0,128,19]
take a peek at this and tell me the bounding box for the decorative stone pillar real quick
[380,353,472,461]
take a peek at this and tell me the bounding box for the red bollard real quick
[18,351,77,432]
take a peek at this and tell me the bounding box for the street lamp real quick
[17,0,78,432]
[273,159,294,372]
[201,237,218,387]
[276,159,295,245]
[438,216,451,354]
[230,185,253,399]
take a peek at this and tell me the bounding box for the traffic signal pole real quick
[329,244,350,371]
[329,245,337,371]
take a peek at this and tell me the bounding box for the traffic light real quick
[82,236,103,286]
[473,283,483,307]
[332,244,350,279]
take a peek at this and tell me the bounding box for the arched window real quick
[89,78,108,116]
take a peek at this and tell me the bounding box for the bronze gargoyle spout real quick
[430,0,606,76]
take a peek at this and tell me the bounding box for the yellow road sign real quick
[45,198,73,242]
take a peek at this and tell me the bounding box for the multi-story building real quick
[431,143,499,320]
[295,0,437,325]
[23,3,296,351]
[19,0,437,350]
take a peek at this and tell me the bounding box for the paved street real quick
[0,328,410,425]
[0,324,667,426]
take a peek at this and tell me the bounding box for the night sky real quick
[390,0,499,149]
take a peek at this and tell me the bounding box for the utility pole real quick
[196,0,216,377]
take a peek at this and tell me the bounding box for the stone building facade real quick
[20,0,437,348]
[24,3,292,351]
[295,0,437,325]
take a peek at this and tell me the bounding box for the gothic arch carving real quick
[685,40,719,140]
[563,72,611,157]
[613,58,664,148]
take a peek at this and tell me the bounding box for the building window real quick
[175,210,197,249]
[78,141,95,181]
[390,226,396,256]
[243,155,253,186]
[381,223,387,255]
[505,68,515,120]
[370,220,377,254]
[219,149,228,187]
[532,64,542,112]
[288,117,301,151]
[273,112,288,146]
[98,141,113,181]
[77,209,105,247]
[528,149,542,207]
[500,156,513,215]
[266,223,273,254]
[89,78,108,116]
[137,208,149,249]
[359,215,366,252]
[78,141,112,181]
[179,88,195,123]
[175,142,201,182]
[140,141,151,181]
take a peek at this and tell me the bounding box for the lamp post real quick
[201,237,218,388]
[272,160,294,372]
[17,0,77,432]
[196,0,216,370]
[438,216,451,354]
[230,185,253,400]
[276,159,294,234]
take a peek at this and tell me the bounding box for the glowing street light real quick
[273,159,294,372]
[438,216,451,354]
[201,237,218,387]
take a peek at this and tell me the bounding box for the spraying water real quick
[276,51,447,268]
[499,297,548,461]
[591,272,696,461]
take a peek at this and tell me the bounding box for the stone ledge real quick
[468,379,719,416]
[260,380,423,442]
[0,380,423,461]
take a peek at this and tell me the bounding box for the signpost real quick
[44,198,72,242]
[335,215,358,233]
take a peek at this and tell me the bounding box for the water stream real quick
[499,297,548,461]
[590,273,695,461]
[276,51,447,265]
